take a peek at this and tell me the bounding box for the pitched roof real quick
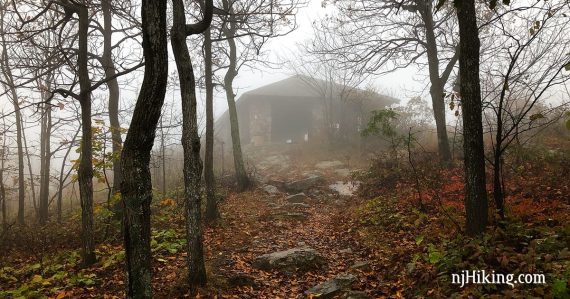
[240,75,398,106]
[241,75,326,98]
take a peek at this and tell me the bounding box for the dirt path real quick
[198,188,384,298]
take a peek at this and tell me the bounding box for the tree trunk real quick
[160,118,166,199]
[1,135,6,230]
[419,0,452,165]
[1,168,5,230]
[204,27,218,223]
[22,125,38,216]
[0,36,25,225]
[456,0,488,236]
[223,1,250,191]
[430,84,452,164]
[121,0,168,297]
[39,97,52,225]
[492,71,508,220]
[492,151,504,219]
[171,0,212,287]
[492,100,505,219]
[75,3,97,266]
[12,97,25,225]
[102,0,123,195]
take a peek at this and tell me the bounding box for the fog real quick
[1,0,569,297]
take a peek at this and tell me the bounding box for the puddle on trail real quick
[329,181,360,196]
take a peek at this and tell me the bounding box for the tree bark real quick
[1,134,6,230]
[223,0,251,191]
[39,93,52,225]
[102,0,123,195]
[492,150,504,219]
[160,117,166,199]
[14,103,25,225]
[204,27,219,223]
[75,3,97,265]
[418,0,454,165]
[171,0,213,288]
[456,0,488,235]
[0,167,5,230]
[120,0,168,297]
[493,89,506,219]
[22,125,38,216]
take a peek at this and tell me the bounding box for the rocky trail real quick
[203,183,380,298]
[198,154,384,298]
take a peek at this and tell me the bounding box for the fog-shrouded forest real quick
[0,0,569,297]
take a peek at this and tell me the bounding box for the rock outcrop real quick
[252,247,325,272]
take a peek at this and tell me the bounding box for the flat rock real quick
[305,273,356,298]
[263,184,280,195]
[267,179,286,190]
[252,247,325,272]
[286,193,308,203]
[285,175,324,192]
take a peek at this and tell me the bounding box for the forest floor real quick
[1,146,570,298]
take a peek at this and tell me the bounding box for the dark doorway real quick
[271,99,312,143]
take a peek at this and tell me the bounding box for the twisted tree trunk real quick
[419,0,456,165]
[102,0,123,196]
[222,0,250,191]
[121,0,168,297]
[170,0,213,287]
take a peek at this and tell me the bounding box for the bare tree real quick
[478,1,570,218]
[171,0,213,288]
[317,0,459,165]
[203,25,218,222]
[38,78,53,225]
[120,0,168,296]
[0,5,25,224]
[6,0,143,264]
[101,0,123,197]
[221,0,251,191]
[211,0,300,191]
[0,118,8,230]
[456,0,488,235]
